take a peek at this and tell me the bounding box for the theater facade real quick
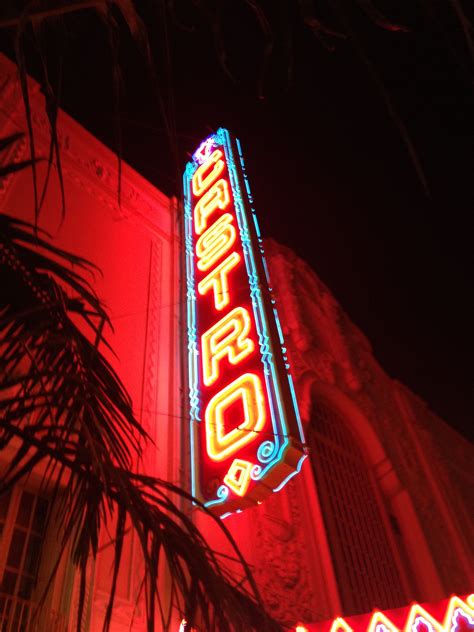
[0,53,472,631]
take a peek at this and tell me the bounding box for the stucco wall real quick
[0,53,183,631]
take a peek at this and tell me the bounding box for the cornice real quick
[0,53,175,242]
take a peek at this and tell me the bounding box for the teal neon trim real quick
[288,373,305,443]
[183,153,209,500]
[273,454,307,492]
[261,253,272,286]
[252,213,262,239]
[273,307,285,346]
[184,129,305,516]
[223,129,287,476]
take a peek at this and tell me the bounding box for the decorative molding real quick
[0,67,30,204]
[252,480,323,626]
[0,132,28,203]
[0,53,173,241]
[265,239,474,600]
[27,109,172,239]
[139,237,163,469]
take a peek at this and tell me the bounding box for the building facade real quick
[0,53,472,631]
[237,239,473,626]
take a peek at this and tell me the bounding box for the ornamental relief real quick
[307,349,337,386]
[264,241,474,599]
[252,480,319,626]
[275,251,405,411]
[0,72,29,203]
[267,251,364,397]
[0,56,172,241]
[269,251,423,478]
[0,132,27,202]
[6,98,167,232]
[138,238,163,472]
[0,62,41,122]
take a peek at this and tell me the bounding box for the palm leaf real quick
[0,210,281,632]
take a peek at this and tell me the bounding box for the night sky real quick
[2,2,473,440]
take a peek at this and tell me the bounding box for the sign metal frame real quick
[183,128,306,517]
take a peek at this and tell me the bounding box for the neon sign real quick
[176,595,474,632]
[293,595,474,632]
[183,128,306,516]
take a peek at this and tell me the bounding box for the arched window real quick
[308,401,407,615]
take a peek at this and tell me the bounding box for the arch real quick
[298,371,444,607]
[307,392,408,613]
[303,376,386,467]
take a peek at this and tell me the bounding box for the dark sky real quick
[2,2,473,440]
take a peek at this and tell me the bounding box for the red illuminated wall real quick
[0,53,183,632]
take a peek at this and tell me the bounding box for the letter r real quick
[201,306,255,386]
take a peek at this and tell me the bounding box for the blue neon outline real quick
[222,128,286,476]
[288,373,305,443]
[183,129,305,515]
[183,160,201,500]
[272,454,307,492]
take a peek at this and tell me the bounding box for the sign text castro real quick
[183,129,305,516]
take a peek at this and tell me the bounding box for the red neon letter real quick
[196,213,237,272]
[198,252,240,311]
[201,306,255,386]
[192,149,225,197]
[205,373,266,461]
[194,179,230,235]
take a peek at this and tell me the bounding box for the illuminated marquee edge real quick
[183,128,306,516]
[295,594,474,632]
[178,594,474,632]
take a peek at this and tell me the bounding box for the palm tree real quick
[0,134,281,631]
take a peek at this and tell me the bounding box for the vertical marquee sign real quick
[183,128,306,517]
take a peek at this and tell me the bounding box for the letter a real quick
[205,373,266,461]
[194,179,230,235]
[201,306,255,386]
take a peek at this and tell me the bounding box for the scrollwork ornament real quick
[216,484,229,501]
[251,464,263,480]
[257,440,278,464]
